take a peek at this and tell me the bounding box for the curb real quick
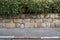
[0,36,60,39]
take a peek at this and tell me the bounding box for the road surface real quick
[0,28,60,40]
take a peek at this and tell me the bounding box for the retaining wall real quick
[0,14,60,28]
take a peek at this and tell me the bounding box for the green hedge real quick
[0,0,60,18]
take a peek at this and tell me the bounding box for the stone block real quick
[37,23,43,28]
[34,23,37,28]
[2,23,5,27]
[20,14,26,19]
[25,14,37,18]
[30,19,35,23]
[55,23,60,28]
[50,23,55,28]
[13,19,23,23]
[16,23,20,28]
[16,23,25,28]
[3,19,13,23]
[5,23,16,28]
[41,23,50,28]
[25,23,35,28]
[20,24,25,28]
[37,15,41,18]
[53,19,60,23]
[35,19,43,23]
[40,14,44,18]
[50,14,55,18]
[54,14,59,18]
[0,23,3,28]
[43,19,52,23]
[24,19,31,23]
[32,15,37,19]
[45,14,50,18]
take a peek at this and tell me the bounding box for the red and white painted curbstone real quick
[0,36,60,39]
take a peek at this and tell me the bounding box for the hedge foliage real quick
[0,0,60,18]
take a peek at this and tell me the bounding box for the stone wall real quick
[0,14,60,28]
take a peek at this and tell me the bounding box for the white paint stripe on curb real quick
[41,37,60,39]
[0,36,60,39]
[0,36,15,38]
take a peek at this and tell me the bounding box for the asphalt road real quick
[0,28,60,36]
[0,28,60,40]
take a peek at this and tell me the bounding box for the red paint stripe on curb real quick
[15,36,39,38]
